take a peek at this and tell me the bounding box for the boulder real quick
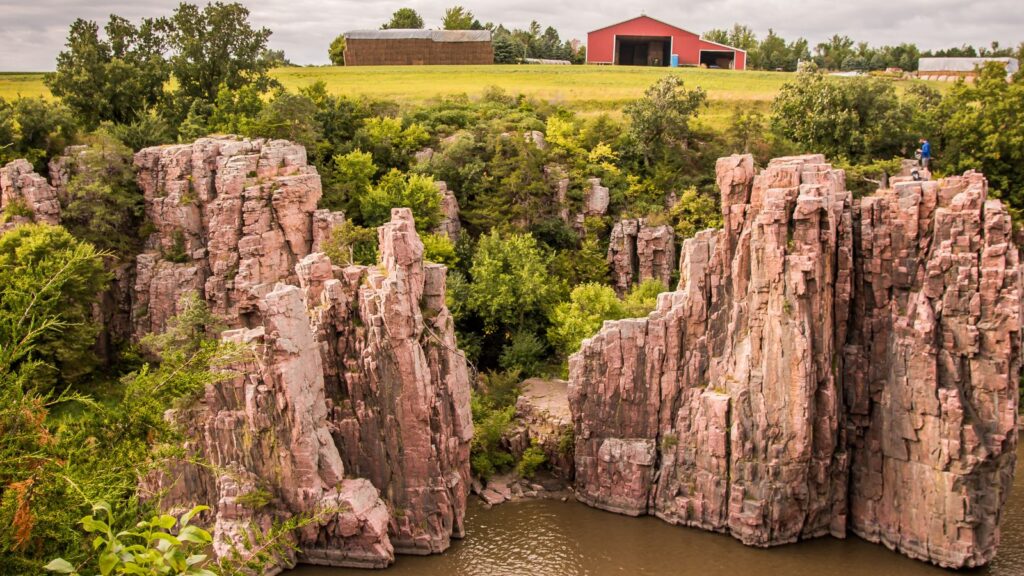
[569,154,1020,569]
[583,178,610,217]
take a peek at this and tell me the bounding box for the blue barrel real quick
[670,54,679,67]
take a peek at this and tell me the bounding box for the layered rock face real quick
[134,138,472,568]
[845,171,1019,565]
[607,218,676,296]
[132,138,323,338]
[0,159,60,231]
[569,154,1020,568]
[295,209,473,555]
[143,284,395,573]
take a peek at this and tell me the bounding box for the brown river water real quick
[294,444,1024,576]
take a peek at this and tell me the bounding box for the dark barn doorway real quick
[699,50,735,69]
[615,36,671,66]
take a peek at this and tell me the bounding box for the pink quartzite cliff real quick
[569,154,1020,568]
[134,138,472,571]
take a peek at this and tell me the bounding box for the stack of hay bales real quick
[344,30,493,66]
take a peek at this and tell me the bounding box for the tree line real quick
[705,23,1024,72]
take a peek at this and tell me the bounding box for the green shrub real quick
[421,233,458,268]
[1,198,33,221]
[360,170,441,232]
[163,230,189,263]
[623,279,667,317]
[516,442,547,479]
[59,132,145,257]
[470,394,515,479]
[547,283,625,358]
[322,220,378,266]
[558,425,575,458]
[669,186,722,239]
[469,370,522,479]
[235,488,274,510]
[0,224,110,392]
[44,502,214,576]
[499,331,546,377]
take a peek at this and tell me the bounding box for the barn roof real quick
[588,15,691,35]
[918,57,1019,73]
[344,29,491,43]
[587,15,746,53]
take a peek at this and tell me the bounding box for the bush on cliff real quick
[360,170,442,232]
[0,97,79,171]
[548,280,668,359]
[770,67,932,163]
[0,225,110,392]
[59,134,145,257]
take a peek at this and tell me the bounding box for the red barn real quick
[587,15,746,69]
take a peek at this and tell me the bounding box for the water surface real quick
[294,445,1024,576]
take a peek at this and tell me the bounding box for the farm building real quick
[587,15,746,69]
[343,30,493,66]
[917,57,1019,81]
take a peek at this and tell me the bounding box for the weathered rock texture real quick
[132,137,325,338]
[0,159,60,231]
[608,218,676,296]
[296,209,473,555]
[569,154,1020,568]
[434,181,461,241]
[142,284,395,573]
[134,138,472,569]
[583,177,610,217]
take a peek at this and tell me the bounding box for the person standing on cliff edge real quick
[919,138,932,170]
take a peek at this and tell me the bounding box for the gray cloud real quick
[0,0,1021,71]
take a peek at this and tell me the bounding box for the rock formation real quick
[0,159,60,231]
[608,218,676,296]
[132,137,324,338]
[569,154,1020,568]
[434,181,461,241]
[583,177,610,217]
[295,209,473,555]
[142,284,395,573]
[133,138,473,569]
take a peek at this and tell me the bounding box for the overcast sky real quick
[1,0,1022,71]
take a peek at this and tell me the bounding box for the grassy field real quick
[0,65,941,129]
[273,65,794,127]
[0,72,50,101]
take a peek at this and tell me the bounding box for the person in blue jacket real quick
[919,138,931,170]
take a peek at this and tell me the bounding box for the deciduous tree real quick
[381,8,424,29]
[168,2,275,103]
[442,6,475,30]
[46,15,169,128]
